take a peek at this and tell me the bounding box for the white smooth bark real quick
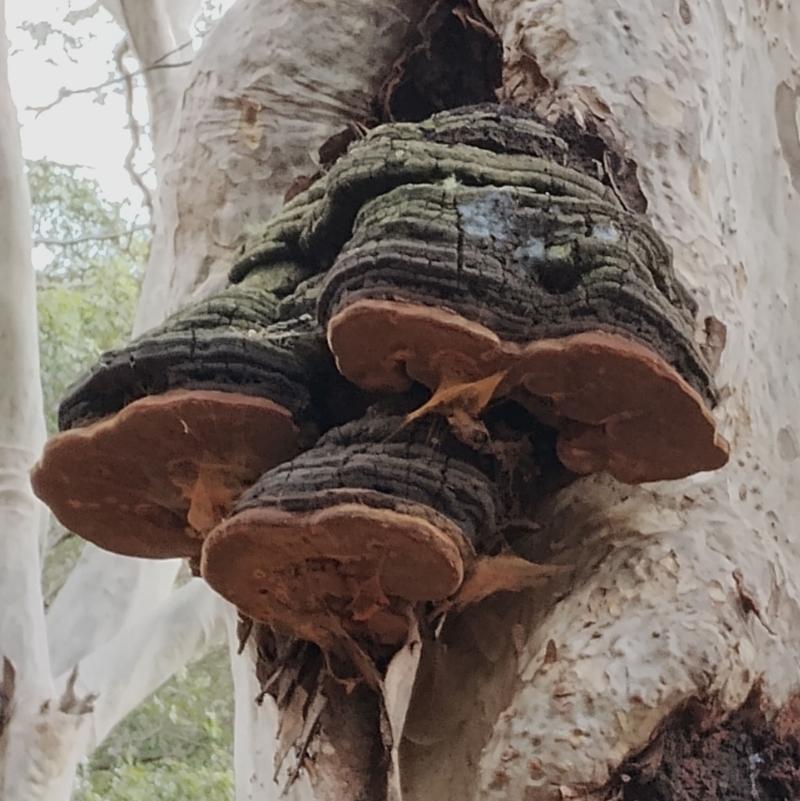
[0,0,50,698]
[66,578,228,754]
[46,549,181,678]
[8,581,227,801]
[228,623,313,801]
[1,3,218,798]
[134,0,428,333]
[0,0,58,794]
[101,0,200,159]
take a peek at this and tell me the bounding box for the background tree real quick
[30,159,147,434]
[0,3,229,798]
[27,156,236,800]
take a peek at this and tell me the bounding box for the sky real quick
[6,0,233,214]
[7,0,148,211]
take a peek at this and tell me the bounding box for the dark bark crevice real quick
[605,688,800,801]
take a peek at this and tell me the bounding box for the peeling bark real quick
[393,1,800,798]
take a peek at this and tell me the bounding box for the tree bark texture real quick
[141,0,800,799]
[133,0,428,335]
[429,0,800,798]
[0,0,60,793]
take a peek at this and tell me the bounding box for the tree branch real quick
[46,548,181,679]
[60,578,228,754]
[34,223,150,247]
[114,38,153,214]
[26,48,192,117]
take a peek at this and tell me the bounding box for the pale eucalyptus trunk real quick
[0,2,230,798]
[0,0,57,793]
[147,0,800,799]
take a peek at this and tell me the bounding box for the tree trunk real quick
[444,1,800,796]
[156,0,800,798]
[0,3,231,798]
[0,0,57,792]
[13,0,800,797]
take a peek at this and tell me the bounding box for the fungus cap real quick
[31,389,300,559]
[201,502,470,646]
[327,299,729,484]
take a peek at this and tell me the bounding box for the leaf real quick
[445,554,571,612]
[21,20,55,47]
[64,1,101,25]
[406,370,506,424]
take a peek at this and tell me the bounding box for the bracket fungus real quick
[31,192,346,560]
[314,106,729,483]
[32,104,731,651]
[200,411,501,647]
[31,390,298,559]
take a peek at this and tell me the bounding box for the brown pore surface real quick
[327,299,730,484]
[201,503,469,647]
[31,389,300,559]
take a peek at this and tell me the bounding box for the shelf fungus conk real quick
[315,106,729,484]
[31,190,340,560]
[32,105,731,645]
[31,390,298,559]
[200,412,499,646]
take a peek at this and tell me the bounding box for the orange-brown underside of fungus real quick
[30,389,300,559]
[201,503,471,647]
[327,299,730,484]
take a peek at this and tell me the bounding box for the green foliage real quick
[34,157,147,598]
[73,647,235,801]
[74,758,233,801]
[41,532,84,608]
[29,158,147,432]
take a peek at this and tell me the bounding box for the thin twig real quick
[149,38,194,67]
[114,38,153,214]
[34,223,150,247]
[27,41,193,117]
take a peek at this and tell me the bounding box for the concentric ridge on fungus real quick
[60,184,326,431]
[229,105,625,286]
[200,413,501,646]
[32,242,338,560]
[306,105,728,483]
[32,104,729,569]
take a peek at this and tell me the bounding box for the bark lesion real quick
[605,688,800,801]
[0,658,15,739]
